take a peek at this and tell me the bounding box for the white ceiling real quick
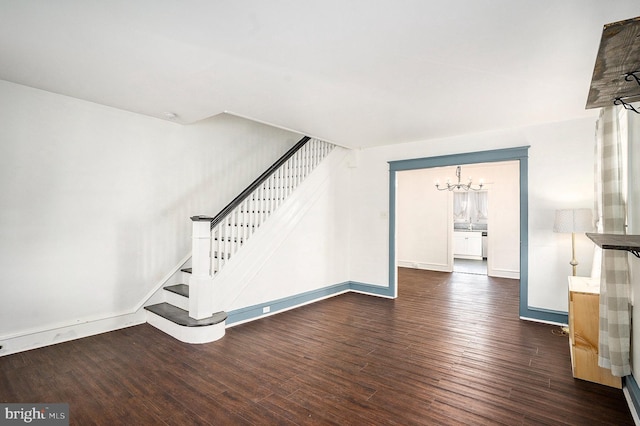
[1,1,639,148]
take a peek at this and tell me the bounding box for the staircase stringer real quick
[134,252,192,312]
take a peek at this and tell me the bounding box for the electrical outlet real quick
[262,306,270,314]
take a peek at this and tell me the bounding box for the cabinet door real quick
[467,235,482,256]
[570,291,621,388]
[453,234,466,256]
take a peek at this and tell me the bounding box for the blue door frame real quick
[388,146,567,324]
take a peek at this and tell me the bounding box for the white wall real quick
[483,161,520,278]
[225,149,352,311]
[350,116,596,313]
[397,168,451,272]
[0,80,299,338]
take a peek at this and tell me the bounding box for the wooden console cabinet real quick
[568,276,621,388]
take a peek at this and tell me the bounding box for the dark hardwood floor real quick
[0,268,634,425]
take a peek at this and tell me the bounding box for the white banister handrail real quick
[210,138,334,275]
[188,138,334,319]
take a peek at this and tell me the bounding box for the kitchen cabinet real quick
[568,276,621,388]
[453,231,483,260]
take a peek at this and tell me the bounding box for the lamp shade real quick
[553,208,594,233]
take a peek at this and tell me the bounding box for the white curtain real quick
[472,191,488,220]
[453,192,468,221]
[596,106,631,377]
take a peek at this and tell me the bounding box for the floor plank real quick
[0,268,634,425]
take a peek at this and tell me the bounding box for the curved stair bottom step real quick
[145,303,227,344]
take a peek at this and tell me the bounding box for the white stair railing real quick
[211,138,333,275]
[188,137,334,319]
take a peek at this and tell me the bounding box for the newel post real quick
[189,215,215,319]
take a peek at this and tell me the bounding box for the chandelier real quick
[435,166,484,191]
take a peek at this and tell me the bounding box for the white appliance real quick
[482,231,488,259]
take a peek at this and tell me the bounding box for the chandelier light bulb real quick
[435,166,484,191]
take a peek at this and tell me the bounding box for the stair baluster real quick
[189,137,334,319]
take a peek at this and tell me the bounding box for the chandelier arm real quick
[434,166,485,191]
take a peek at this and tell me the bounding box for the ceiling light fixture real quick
[435,166,484,191]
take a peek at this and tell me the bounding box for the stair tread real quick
[145,303,227,327]
[180,267,219,273]
[164,284,189,297]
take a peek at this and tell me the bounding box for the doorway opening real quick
[395,161,520,278]
[452,187,489,275]
[388,146,531,319]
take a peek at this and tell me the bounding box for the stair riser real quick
[165,291,189,310]
[146,311,225,344]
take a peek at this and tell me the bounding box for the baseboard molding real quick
[0,310,147,357]
[227,282,351,326]
[488,268,520,280]
[395,260,517,278]
[226,281,393,327]
[624,374,640,425]
[397,260,451,272]
[349,281,395,298]
[520,306,568,326]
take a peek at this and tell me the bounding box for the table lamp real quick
[553,208,594,276]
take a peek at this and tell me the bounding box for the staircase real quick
[144,137,335,343]
[145,268,228,344]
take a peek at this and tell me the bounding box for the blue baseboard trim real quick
[226,281,389,325]
[520,307,568,325]
[349,282,394,297]
[625,374,640,418]
[226,280,570,327]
